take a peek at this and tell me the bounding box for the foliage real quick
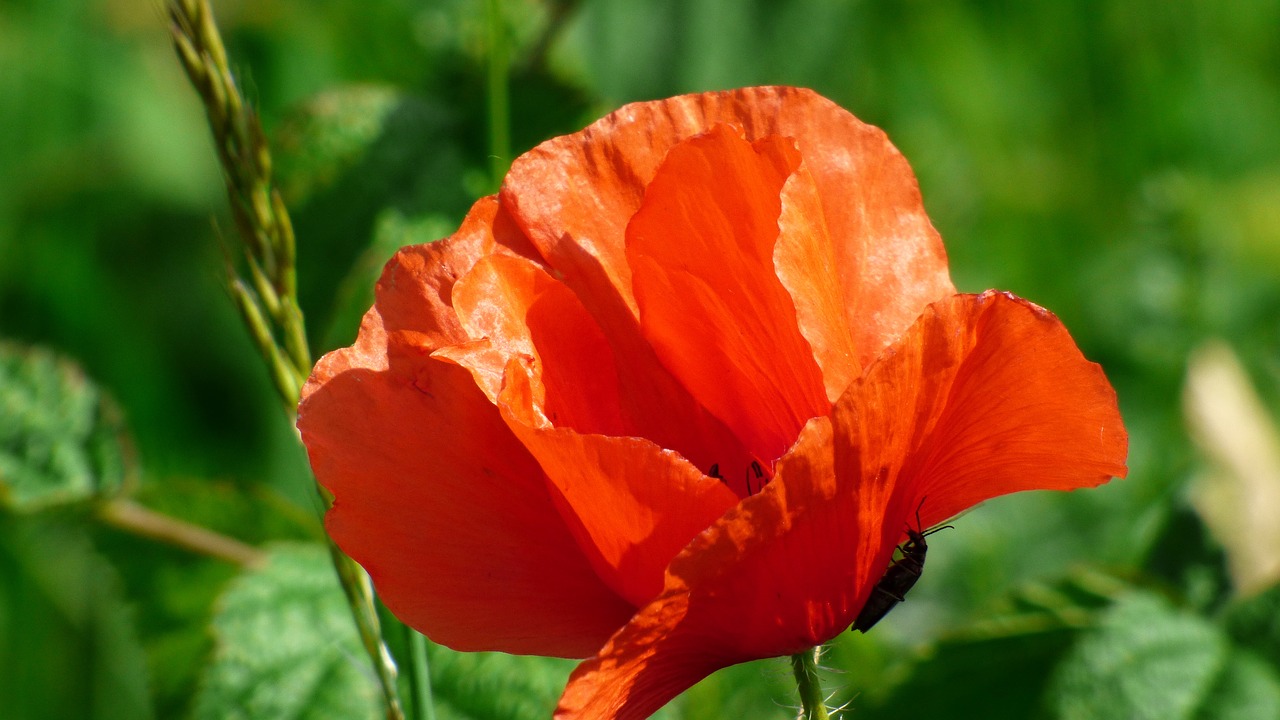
[2,0,1279,718]
[0,342,131,511]
[192,544,381,720]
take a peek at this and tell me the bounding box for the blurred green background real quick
[2,0,1279,718]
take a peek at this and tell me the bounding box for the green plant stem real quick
[791,649,831,720]
[98,498,266,567]
[486,0,510,186]
[407,627,437,720]
[328,544,405,720]
[167,2,413,719]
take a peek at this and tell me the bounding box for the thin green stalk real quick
[328,543,405,720]
[166,2,413,718]
[407,627,437,720]
[486,0,510,186]
[790,649,831,720]
[99,499,266,567]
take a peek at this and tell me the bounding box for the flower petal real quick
[554,291,1129,716]
[501,86,950,475]
[553,591,707,720]
[830,290,1129,532]
[773,159,861,401]
[502,85,951,379]
[555,416,898,719]
[499,362,738,608]
[439,251,741,607]
[440,253,626,435]
[810,113,955,367]
[299,295,631,661]
[627,124,830,467]
[374,194,543,357]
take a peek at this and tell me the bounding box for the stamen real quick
[709,463,725,485]
[746,460,765,495]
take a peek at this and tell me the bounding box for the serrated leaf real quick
[1049,592,1228,720]
[0,342,132,512]
[427,645,576,720]
[193,543,379,720]
[818,570,1124,717]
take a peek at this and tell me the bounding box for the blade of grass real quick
[166,2,418,718]
[407,626,437,720]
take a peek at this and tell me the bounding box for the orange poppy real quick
[298,86,1127,719]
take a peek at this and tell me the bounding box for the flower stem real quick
[790,649,831,720]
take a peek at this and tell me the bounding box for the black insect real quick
[852,504,952,633]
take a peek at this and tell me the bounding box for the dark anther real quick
[709,463,725,484]
[746,460,765,495]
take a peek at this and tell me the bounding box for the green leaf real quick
[192,543,380,720]
[0,518,154,720]
[0,341,132,512]
[1195,649,1280,720]
[1223,583,1280,668]
[676,657,796,720]
[426,644,576,720]
[1048,592,1228,720]
[840,626,1077,719]
[819,570,1122,718]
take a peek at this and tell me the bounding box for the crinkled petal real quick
[500,86,950,477]
[441,253,625,435]
[375,194,542,357]
[555,416,899,719]
[773,158,861,402]
[502,85,951,375]
[830,290,1129,533]
[811,112,955,367]
[440,252,741,608]
[553,591,710,720]
[499,362,738,608]
[299,295,631,661]
[627,125,829,466]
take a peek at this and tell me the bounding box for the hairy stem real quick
[790,649,831,720]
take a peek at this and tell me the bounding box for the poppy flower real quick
[297,86,1127,719]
